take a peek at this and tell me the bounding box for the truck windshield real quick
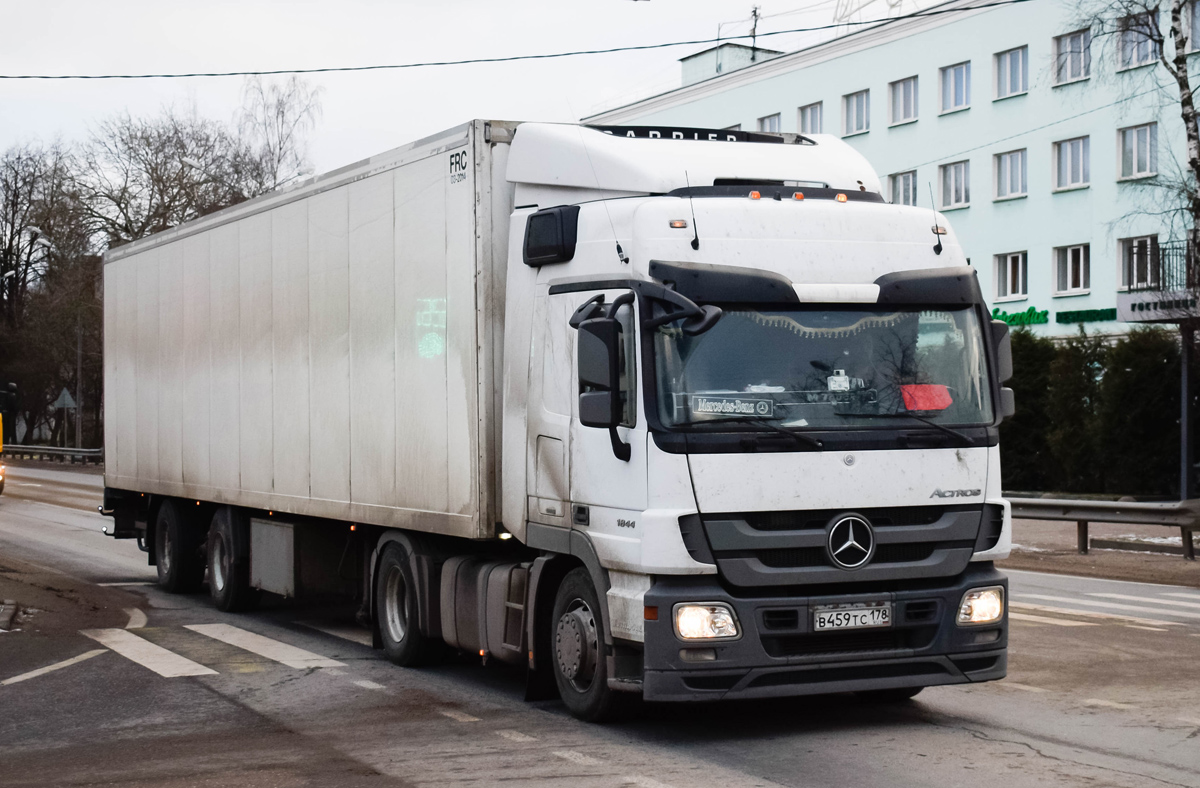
[653,305,993,431]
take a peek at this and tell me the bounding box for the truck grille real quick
[699,505,983,587]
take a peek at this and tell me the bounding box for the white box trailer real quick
[104,120,513,540]
[104,120,1015,721]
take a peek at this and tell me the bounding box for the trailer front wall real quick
[104,127,489,538]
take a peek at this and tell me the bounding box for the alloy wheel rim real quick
[384,566,407,644]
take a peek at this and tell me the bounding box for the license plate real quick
[812,602,892,631]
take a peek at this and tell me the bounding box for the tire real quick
[207,507,260,612]
[375,543,441,666]
[858,686,924,703]
[155,499,205,593]
[550,567,626,722]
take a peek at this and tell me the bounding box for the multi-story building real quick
[584,0,1199,337]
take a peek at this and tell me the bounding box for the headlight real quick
[674,604,740,640]
[957,586,1005,625]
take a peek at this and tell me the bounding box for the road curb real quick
[0,599,18,631]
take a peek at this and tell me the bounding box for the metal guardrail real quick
[0,444,103,465]
[1007,496,1198,560]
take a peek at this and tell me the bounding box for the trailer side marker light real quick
[644,606,659,621]
[835,193,848,203]
[793,192,804,200]
[479,649,486,657]
[350,524,356,531]
[748,191,761,200]
[669,219,688,229]
[932,225,948,235]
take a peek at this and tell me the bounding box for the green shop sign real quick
[992,306,1049,326]
[1056,308,1116,324]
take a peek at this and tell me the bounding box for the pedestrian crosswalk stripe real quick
[1,649,107,686]
[1009,601,1183,627]
[81,629,218,677]
[1018,594,1200,621]
[1088,593,1200,611]
[1009,612,1097,627]
[184,623,345,669]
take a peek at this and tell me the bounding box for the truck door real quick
[526,292,574,526]
[565,289,648,556]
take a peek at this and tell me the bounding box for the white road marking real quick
[496,729,537,742]
[124,608,147,629]
[624,777,673,788]
[354,679,385,690]
[1125,624,1168,632]
[97,582,155,587]
[298,621,373,646]
[439,709,480,722]
[1089,593,1200,611]
[81,629,217,677]
[1017,594,1200,621]
[1009,612,1097,627]
[553,751,601,766]
[17,483,42,487]
[184,624,344,669]
[1009,601,1183,627]
[1163,592,1200,601]
[1001,682,1048,693]
[1,649,106,686]
[1083,698,1136,710]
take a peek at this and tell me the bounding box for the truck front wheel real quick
[155,499,204,593]
[375,543,440,666]
[551,567,623,722]
[207,507,260,612]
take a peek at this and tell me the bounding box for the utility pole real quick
[75,315,83,449]
[751,6,761,62]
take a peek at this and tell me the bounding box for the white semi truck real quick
[101,120,1014,720]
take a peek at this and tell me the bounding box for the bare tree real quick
[235,76,323,193]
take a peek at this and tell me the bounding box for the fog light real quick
[958,586,1004,625]
[674,604,739,640]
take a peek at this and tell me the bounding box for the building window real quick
[889,76,919,124]
[940,61,971,112]
[843,90,870,135]
[1054,29,1091,83]
[799,102,823,134]
[757,113,781,133]
[995,149,1027,198]
[940,160,970,208]
[1121,236,1159,288]
[1119,123,1157,178]
[1054,136,1090,189]
[1055,244,1091,294]
[995,252,1028,299]
[891,170,918,205]
[1119,12,1160,68]
[995,46,1028,98]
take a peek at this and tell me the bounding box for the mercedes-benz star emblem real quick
[826,515,875,570]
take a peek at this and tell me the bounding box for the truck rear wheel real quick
[207,507,260,612]
[551,567,624,722]
[155,499,204,593]
[376,543,440,666]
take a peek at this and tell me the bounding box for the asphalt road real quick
[1,462,1199,788]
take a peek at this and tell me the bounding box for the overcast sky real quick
[1,0,925,173]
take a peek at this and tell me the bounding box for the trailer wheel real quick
[376,543,440,666]
[155,500,204,593]
[207,507,260,612]
[550,567,624,722]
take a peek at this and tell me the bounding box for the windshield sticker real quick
[691,396,774,418]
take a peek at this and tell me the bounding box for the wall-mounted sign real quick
[992,306,1049,326]
[1117,291,1199,323]
[1056,308,1116,324]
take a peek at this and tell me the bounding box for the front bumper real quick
[642,563,1007,702]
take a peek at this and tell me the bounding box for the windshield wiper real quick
[695,416,825,450]
[835,407,974,446]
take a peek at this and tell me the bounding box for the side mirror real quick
[523,205,581,267]
[1000,387,1016,420]
[577,317,621,429]
[990,320,1013,384]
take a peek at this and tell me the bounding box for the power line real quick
[0,0,1034,81]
